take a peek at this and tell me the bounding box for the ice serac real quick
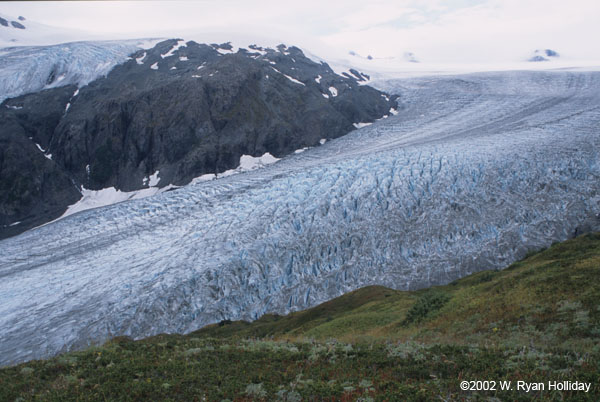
[1,71,600,366]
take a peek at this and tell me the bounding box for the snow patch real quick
[270,67,305,86]
[5,105,22,110]
[239,153,279,170]
[179,56,188,61]
[150,62,158,70]
[135,52,146,65]
[216,47,234,55]
[328,86,338,97]
[322,93,329,99]
[248,46,267,56]
[315,75,322,83]
[161,40,186,58]
[34,142,53,159]
[191,173,217,183]
[148,171,160,187]
[73,89,79,97]
[58,186,175,220]
[353,122,372,129]
[319,138,327,145]
[190,152,280,184]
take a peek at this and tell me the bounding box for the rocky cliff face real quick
[0,85,82,238]
[0,39,397,238]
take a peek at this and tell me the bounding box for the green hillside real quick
[1,233,599,400]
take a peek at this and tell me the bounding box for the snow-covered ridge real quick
[1,71,599,365]
[0,35,367,103]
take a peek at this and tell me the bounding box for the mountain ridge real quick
[0,38,397,238]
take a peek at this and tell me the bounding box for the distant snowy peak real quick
[528,49,560,62]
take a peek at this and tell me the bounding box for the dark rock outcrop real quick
[0,86,81,237]
[0,39,398,238]
[10,21,25,29]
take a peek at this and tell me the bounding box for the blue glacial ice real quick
[0,40,153,102]
[1,70,600,365]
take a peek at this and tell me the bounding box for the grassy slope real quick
[1,233,599,401]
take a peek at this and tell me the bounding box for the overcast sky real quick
[1,0,599,62]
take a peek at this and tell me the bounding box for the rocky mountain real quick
[0,39,398,238]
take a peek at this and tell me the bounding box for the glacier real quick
[1,70,600,365]
[0,40,159,102]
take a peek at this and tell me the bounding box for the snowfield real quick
[1,70,600,365]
